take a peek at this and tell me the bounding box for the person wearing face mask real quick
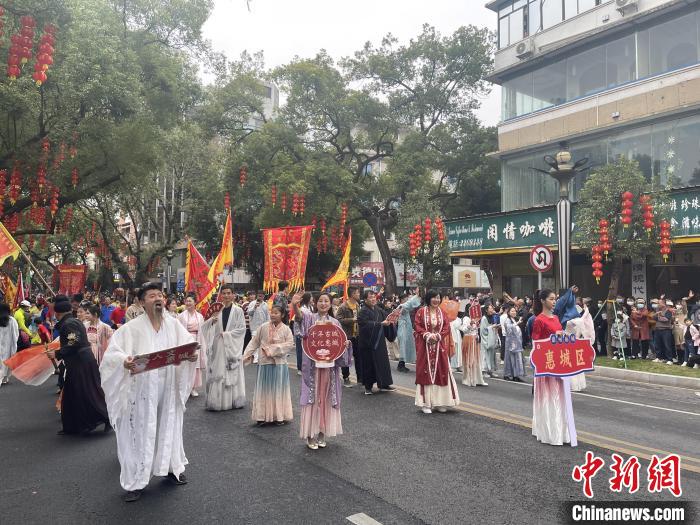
[593,300,607,355]
[630,300,651,359]
[672,299,688,362]
[651,298,675,364]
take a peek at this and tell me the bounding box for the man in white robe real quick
[100,283,198,502]
[201,284,246,411]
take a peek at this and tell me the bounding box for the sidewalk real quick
[591,361,700,390]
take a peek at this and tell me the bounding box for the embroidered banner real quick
[55,264,87,296]
[262,226,313,293]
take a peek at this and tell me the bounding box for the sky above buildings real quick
[203,0,501,126]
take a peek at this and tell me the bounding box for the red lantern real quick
[311,214,317,231]
[71,167,79,188]
[659,220,672,262]
[281,193,287,214]
[620,191,634,228]
[424,217,432,245]
[299,194,305,216]
[292,194,299,216]
[9,162,21,204]
[271,185,277,207]
[239,165,247,186]
[50,185,59,216]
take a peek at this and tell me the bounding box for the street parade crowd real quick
[1,281,699,502]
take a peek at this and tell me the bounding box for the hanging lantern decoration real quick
[640,194,654,235]
[316,236,322,254]
[311,214,317,231]
[281,193,287,214]
[591,245,603,284]
[620,191,634,228]
[0,6,4,40]
[0,169,6,217]
[50,185,60,216]
[7,33,23,80]
[299,194,306,216]
[69,131,78,159]
[659,220,672,263]
[224,191,230,210]
[424,217,432,247]
[271,185,277,208]
[33,23,56,86]
[9,162,21,204]
[239,165,247,186]
[71,167,79,188]
[19,16,36,65]
[408,232,417,259]
[292,193,299,216]
[598,218,611,261]
[435,217,446,243]
[339,203,348,233]
[27,234,34,251]
[62,206,73,231]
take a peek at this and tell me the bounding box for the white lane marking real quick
[465,376,700,417]
[347,513,383,525]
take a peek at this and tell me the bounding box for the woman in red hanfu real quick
[413,290,460,414]
[531,288,570,446]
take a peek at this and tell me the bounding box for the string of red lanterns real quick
[640,194,654,235]
[239,165,247,186]
[620,191,633,228]
[659,220,671,262]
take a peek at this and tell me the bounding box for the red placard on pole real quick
[530,335,595,378]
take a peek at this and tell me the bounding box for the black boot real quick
[397,361,409,372]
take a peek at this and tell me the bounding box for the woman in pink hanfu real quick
[178,296,206,397]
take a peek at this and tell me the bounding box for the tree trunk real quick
[605,256,624,357]
[366,215,397,296]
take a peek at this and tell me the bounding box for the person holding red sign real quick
[531,288,570,446]
[292,291,352,450]
[413,290,460,414]
[242,305,295,425]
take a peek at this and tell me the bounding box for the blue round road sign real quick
[362,272,378,287]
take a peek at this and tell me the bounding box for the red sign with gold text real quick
[130,342,198,374]
[530,335,595,377]
[302,323,347,365]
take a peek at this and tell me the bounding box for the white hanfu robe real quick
[201,304,246,411]
[100,314,196,491]
[0,317,19,383]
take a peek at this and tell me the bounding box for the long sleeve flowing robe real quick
[100,314,196,491]
[0,317,19,382]
[84,320,113,366]
[357,305,397,390]
[201,305,247,410]
[413,306,459,408]
[397,295,421,363]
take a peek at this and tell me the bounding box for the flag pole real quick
[19,249,56,297]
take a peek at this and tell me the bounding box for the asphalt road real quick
[1,361,698,525]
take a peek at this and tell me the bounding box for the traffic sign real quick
[362,272,378,287]
[529,244,553,273]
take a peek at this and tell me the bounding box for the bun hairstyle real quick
[0,303,10,328]
[533,288,555,317]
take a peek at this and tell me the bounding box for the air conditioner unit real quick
[616,0,639,15]
[515,39,534,59]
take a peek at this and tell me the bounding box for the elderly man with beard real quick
[100,282,199,502]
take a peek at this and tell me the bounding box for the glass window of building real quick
[605,34,636,87]
[499,15,510,48]
[652,115,700,187]
[528,0,541,35]
[542,0,563,29]
[564,0,578,19]
[648,12,698,75]
[608,127,653,180]
[532,60,566,110]
[509,7,525,44]
[567,44,605,100]
[578,0,599,13]
[503,73,534,120]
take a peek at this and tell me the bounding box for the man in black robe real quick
[357,290,397,395]
[48,296,110,435]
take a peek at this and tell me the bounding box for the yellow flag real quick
[207,209,234,283]
[322,230,352,292]
[0,221,21,267]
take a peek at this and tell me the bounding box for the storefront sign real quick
[631,259,647,300]
[447,188,700,254]
[350,262,384,286]
[452,264,488,288]
[447,207,559,253]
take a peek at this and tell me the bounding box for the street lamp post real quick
[532,143,589,290]
[166,249,174,294]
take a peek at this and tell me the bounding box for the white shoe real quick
[190,391,199,397]
[666,361,673,365]
[672,358,678,364]
[694,364,699,369]
[682,362,688,367]
[421,407,432,414]
[479,382,489,386]
[436,407,447,413]
[297,370,302,376]
[653,358,662,363]
[612,356,618,360]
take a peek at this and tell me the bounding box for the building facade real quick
[447,0,700,299]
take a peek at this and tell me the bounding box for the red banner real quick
[184,240,216,308]
[530,336,595,378]
[55,264,87,296]
[131,342,199,374]
[262,226,313,292]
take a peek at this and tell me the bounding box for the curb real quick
[591,365,700,390]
